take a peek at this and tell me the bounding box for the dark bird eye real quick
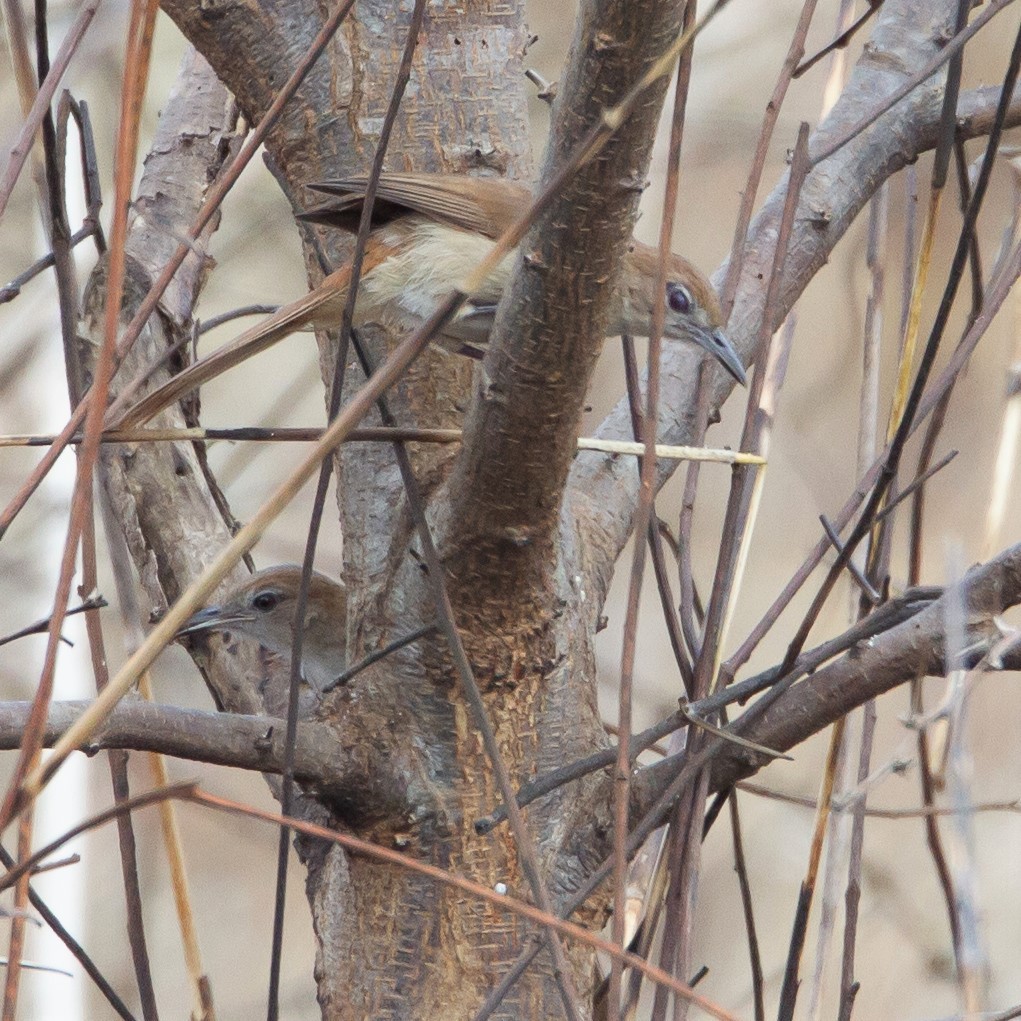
[252,590,282,612]
[667,283,692,315]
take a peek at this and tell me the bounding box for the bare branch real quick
[570,0,1021,607]
[711,542,1021,792]
[444,0,691,612]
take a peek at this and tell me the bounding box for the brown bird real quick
[118,173,745,428]
[176,565,347,694]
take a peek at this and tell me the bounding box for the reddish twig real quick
[0,0,101,219]
[614,9,699,1013]
[2,0,159,1011]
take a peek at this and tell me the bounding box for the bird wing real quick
[302,173,533,240]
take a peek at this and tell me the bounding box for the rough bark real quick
[91,1,611,1017]
[441,0,687,620]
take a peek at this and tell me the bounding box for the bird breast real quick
[359,219,516,327]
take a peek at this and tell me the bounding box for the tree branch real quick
[6,523,1017,813]
[89,49,268,718]
[441,0,687,612]
[628,542,1021,815]
[0,700,331,777]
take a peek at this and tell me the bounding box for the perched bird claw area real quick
[1,1,1020,1019]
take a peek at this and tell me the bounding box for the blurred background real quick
[1,0,1020,1017]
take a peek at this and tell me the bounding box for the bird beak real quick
[176,606,251,638]
[697,327,747,387]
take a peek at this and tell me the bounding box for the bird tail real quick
[114,263,357,430]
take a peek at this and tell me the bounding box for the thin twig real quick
[981,323,1021,561]
[793,1,884,78]
[728,791,764,1021]
[613,22,698,1008]
[677,705,791,760]
[776,711,847,1021]
[0,427,765,462]
[719,0,822,316]
[819,515,881,604]
[955,136,986,323]
[0,426,463,447]
[81,512,160,1020]
[0,596,107,648]
[41,51,86,406]
[651,781,703,1021]
[0,0,101,219]
[1,0,72,1002]
[875,449,958,525]
[0,223,98,303]
[622,335,694,693]
[835,173,887,1021]
[141,671,215,1021]
[62,95,106,254]
[197,304,279,335]
[837,699,875,1021]
[71,5,163,1012]
[942,551,987,1011]
[677,365,711,664]
[0,784,198,891]
[524,67,557,104]
[735,782,1019,819]
[322,624,437,692]
[910,144,987,579]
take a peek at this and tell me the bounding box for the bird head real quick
[620,243,747,386]
[176,566,347,692]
